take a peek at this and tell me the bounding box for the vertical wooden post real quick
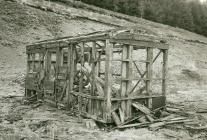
[55,47,62,102]
[44,50,48,76]
[79,43,84,113]
[97,44,104,118]
[162,49,168,96]
[146,47,153,109]
[79,43,84,92]
[96,47,101,116]
[121,45,127,120]
[66,46,71,110]
[56,47,62,76]
[90,41,97,114]
[91,42,97,96]
[126,45,133,118]
[26,53,30,74]
[121,45,133,120]
[32,53,35,72]
[60,48,63,66]
[97,51,101,77]
[46,51,51,79]
[38,53,41,71]
[87,45,92,113]
[104,40,113,121]
[66,44,75,110]
[26,53,29,97]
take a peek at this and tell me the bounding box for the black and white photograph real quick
[0,0,207,139]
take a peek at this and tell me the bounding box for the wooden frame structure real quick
[25,28,169,124]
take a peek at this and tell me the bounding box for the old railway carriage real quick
[25,28,169,124]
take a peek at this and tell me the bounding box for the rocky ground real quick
[0,0,207,139]
[0,73,207,139]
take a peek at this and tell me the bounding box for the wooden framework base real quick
[25,27,169,124]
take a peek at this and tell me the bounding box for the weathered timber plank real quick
[162,49,168,96]
[66,47,71,110]
[146,115,154,122]
[109,39,168,50]
[118,78,150,81]
[146,47,153,109]
[119,108,125,123]
[91,41,97,115]
[67,44,75,109]
[71,92,163,101]
[81,111,106,124]
[112,32,159,42]
[104,39,113,121]
[120,44,127,121]
[78,42,84,113]
[55,47,61,102]
[132,102,151,115]
[46,51,51,79]
[112,111,122,126]
[126,45,133,118]
[117,122,151,129]
[29,33,109,49]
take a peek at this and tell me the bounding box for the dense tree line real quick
[80,0,207,37]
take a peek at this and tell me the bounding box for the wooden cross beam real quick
[129,50,162,96]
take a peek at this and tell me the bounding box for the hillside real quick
[0,0,113,88]
[1,0,207,93]
[0,0,207,139]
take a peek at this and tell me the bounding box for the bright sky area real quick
[200,0,207,3]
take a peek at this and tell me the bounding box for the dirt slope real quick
[1,0,207,94]
[0,0,113,88]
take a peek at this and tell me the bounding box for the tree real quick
[79,0,207,37]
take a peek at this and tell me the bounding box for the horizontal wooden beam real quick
[27,34,109,50]
[26,48,46,54]
[118,78,167,81]
[71,92,105,100]
[28,40,168,51]
[93,58,150,63]
[110,39,168,50]
[112,32,164,42]
[111,95,164,101]
[71,92,164,101]
[27,60,44,62]
[118,78,150,81]
[81,111,107,123]
[112,59,150,63]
